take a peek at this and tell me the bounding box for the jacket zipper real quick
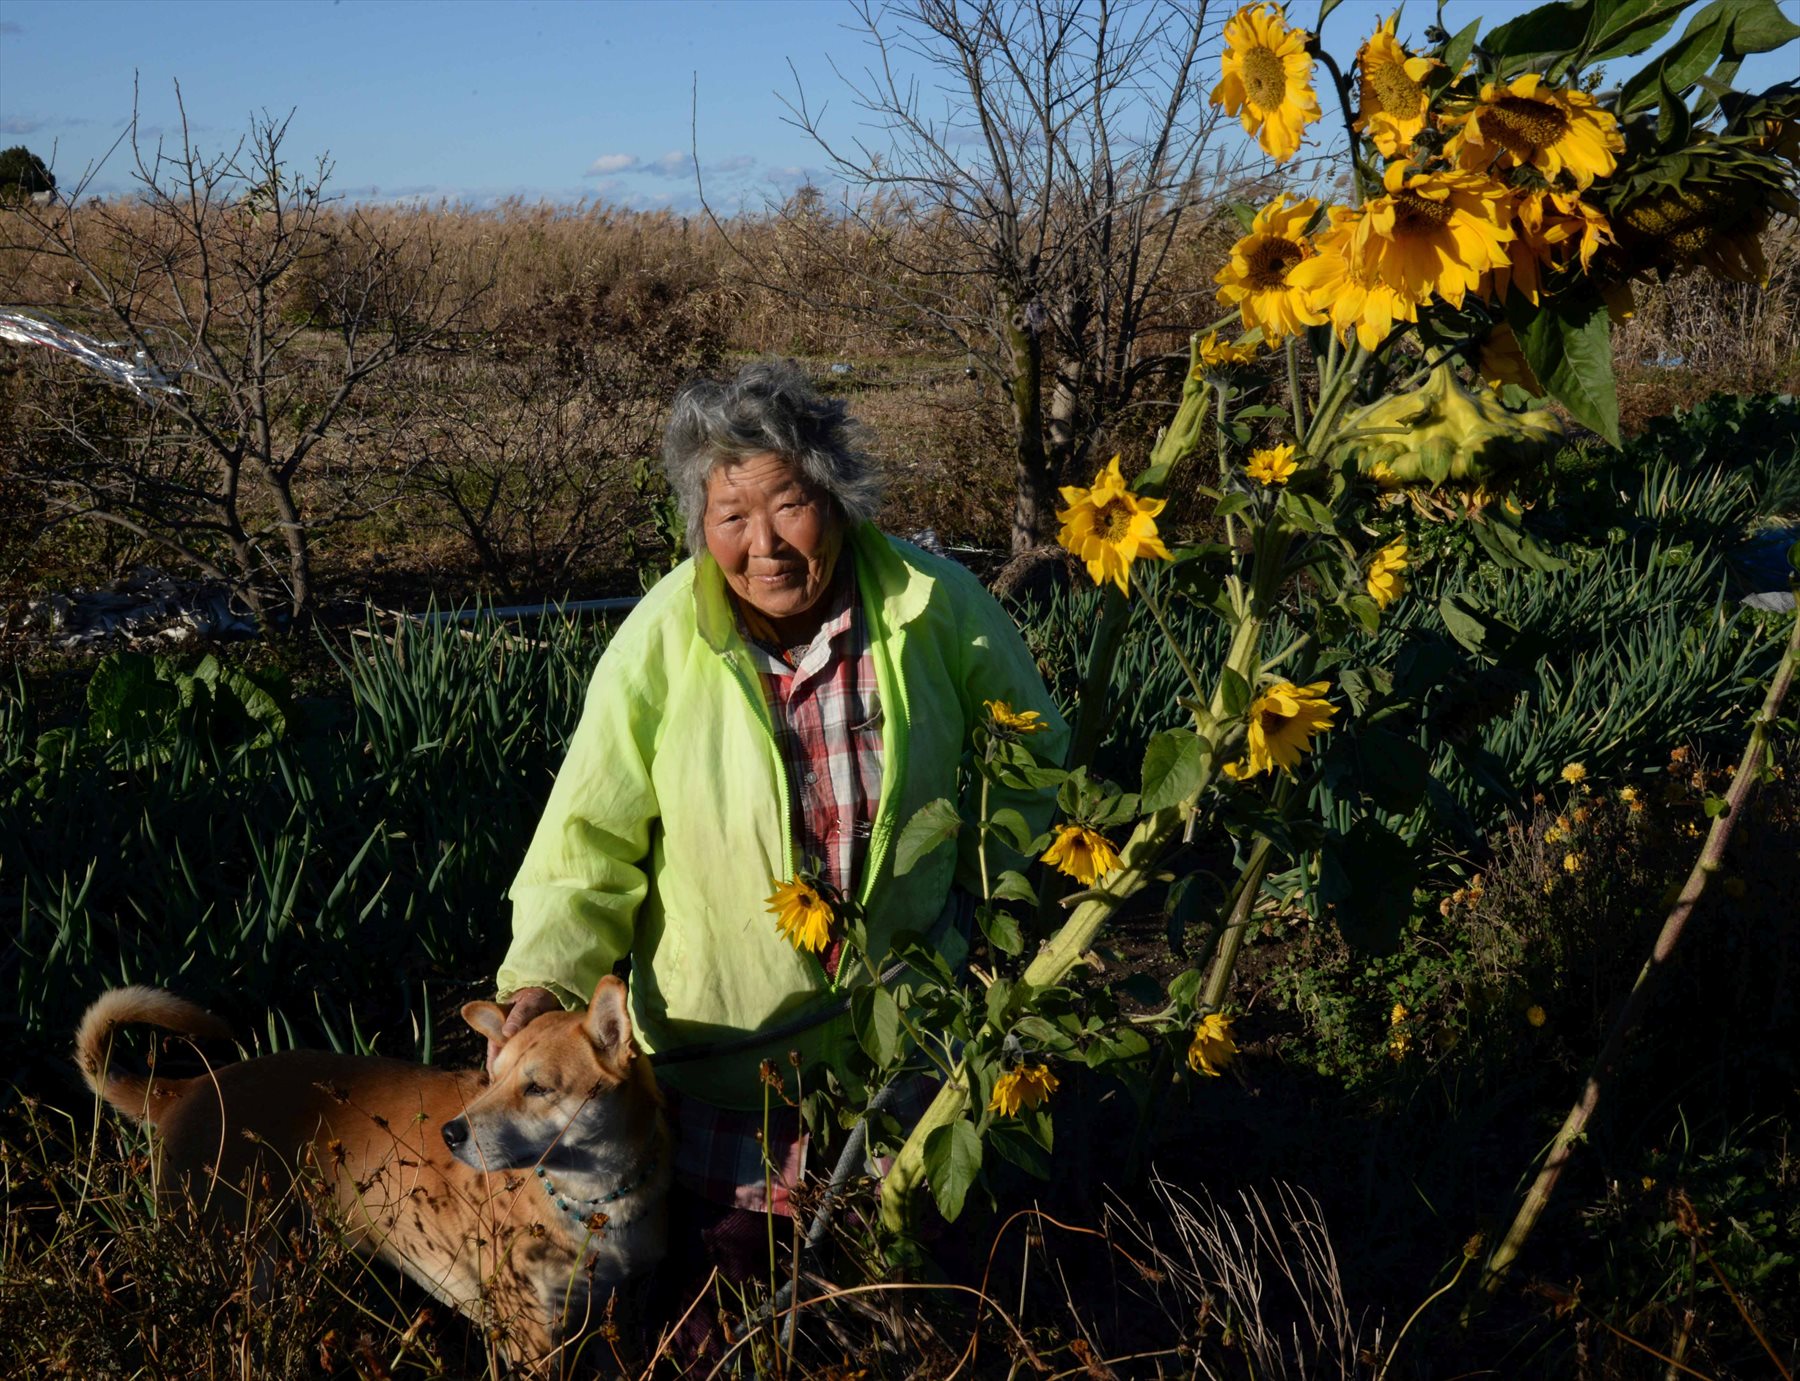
[724,650,795,885]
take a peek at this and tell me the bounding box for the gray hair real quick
[661,359,883,553]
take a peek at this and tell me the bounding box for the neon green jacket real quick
[499,525,1068,1107]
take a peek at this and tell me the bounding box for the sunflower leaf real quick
[923,1118,983,1222]
[1620,4,1732,113]
[1319,819,1415,954]
[1439,19,1482,80]
[1483,2,1593,75]
[1507,289,1619,446]
[1580,0,1692,64]
[894,797,961,876]
[852,984,902,1067]
[1141,728,1206,812]
[1724,0,1800,54]
[1219,667,1251,717]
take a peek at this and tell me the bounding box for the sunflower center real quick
[1393,188,1453,233]
[1097,497,1136,542]
[1246,237,1305,287]
[1486,96,1569,158]
[1257,706,1291,735]
[1366,60,1422,117]
[1243,45,1287,109]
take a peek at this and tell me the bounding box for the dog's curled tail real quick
[76,986,234,1124]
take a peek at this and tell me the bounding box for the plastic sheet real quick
[0,310,182,396]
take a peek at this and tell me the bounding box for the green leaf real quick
[1582,0,1692,63]
[1316,0,1343,30]
[1215,492,1253,522]
[1319,818,1417,954]
[991,870,1039,907]
[1471,508,1571,573]
[894,798,961,876]
[1508,290,1620,446]
[1725,0,1800,54]
[1441,17,1482,75]
[1140,728,1207,812]
[978,904,1025,956]
[1702,795,1730,818]
[986,1120,1052,1178]
[1219,667,1251,717]
[851,985,902,1067]
[1355,726,1432,814]
[1438,592,1521,658]
[1228,201,1258,234]
[1620,4,1731,112]
[923,1118,983,1222]
[986,807,1035,854]
[1656,70,1694,148]
[1484,1,1594,72]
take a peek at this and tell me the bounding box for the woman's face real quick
[702,452,844,628]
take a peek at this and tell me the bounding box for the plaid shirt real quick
[672,567,887,1213]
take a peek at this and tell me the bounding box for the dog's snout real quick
[442,1117,469,1152]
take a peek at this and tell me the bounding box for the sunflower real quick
[1186,1012,1238,1076]
[989,1062,1060,1116]
[1215,195,1328,340]
[1196,330,1261,371]
[1446,74,1624,190]
[1041,823,1124,886]
[1560,762,1587,784]
[1055,455,1171,594]
[1222,680,1337,779]
[1365,538,1408,609]
[1212,3,1321,163]
[984,699,1047,736]
[1245,444,1298,486]
[1353,161,1514,310]
[1611,166,1797,286]
[1475,322,1542,394]
[1489,189,1614,306]
[767,876,834,954]
[1354,13,1439,158]
[1287,203,1416,350]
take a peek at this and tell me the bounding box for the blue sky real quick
[1,0,1795,211]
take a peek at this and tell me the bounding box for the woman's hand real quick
[485,986,561,1075]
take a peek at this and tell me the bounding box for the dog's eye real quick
[522,1079,550,1097]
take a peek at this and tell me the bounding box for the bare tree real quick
[0,98,485,625]
[732,0,1236,551]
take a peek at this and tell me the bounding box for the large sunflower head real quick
[1354,13,1439,158]
[1055,455,1171,594]
[1215,194,1328,340]
[1609,152,1798,286]
[1287,202,1417,350]
[1223,679,1337,779]
[1041,823,1124,886]
[1355,161,1515,309]
[1446,74,1624,190]
[767,876,835,953]
[1212,3,1322,163]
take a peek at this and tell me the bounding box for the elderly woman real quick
[492,359,1065,1293]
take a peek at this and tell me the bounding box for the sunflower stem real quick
[1286,336,1308,438]
[1314,46,1370,204]
[1201,833,1278,1012]
[1138,578,1209,712]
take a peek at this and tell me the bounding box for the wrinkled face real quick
[702,452,844,626]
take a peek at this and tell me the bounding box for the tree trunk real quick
[1005,300,1051,554]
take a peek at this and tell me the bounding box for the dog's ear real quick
[462,1001,509,1044]
[585,975,633,1052]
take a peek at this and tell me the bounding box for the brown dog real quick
[76,976,671,1373]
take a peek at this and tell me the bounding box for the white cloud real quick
[643,150,694,178]
[1,116,44,134]
[709,154,756,174]
[585,152,638,176]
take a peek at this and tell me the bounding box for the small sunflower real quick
[1475,322,1541,394]
[1215,194,1328,341]
[1353,14,1439,158]
[1490,189,1615,306]
[1055,455,1171,595]
[984,699,1048,736]
[1196,330,1261,371]
[988,1062,1060,1116]
[1560,762,1587,785]
[1365,538,1408,609]
[1354,161,1515,310]
[1041,823,1124,886]
[1212,3,1322,163]
[1526,1004,1548,1028]
[1222,680,1337,779]
[1245,443,1298,486]
[1446,74,1624,190]
[1187,1012,1238,1076]
[766,876,834,954]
